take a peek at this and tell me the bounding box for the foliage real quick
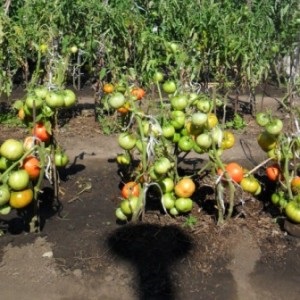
[0,0,299,98]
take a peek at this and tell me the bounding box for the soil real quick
[0,92,300,300]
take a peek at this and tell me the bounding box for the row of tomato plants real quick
[0,85,76,231]
[1,0,299,100]
[102,73,300,225]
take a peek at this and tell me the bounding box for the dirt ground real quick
[0,92,300,300]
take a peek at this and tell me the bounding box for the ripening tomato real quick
[257,131,277,152]
[221,131,235,150]
[117,102,130,114]
[9,188,33,209]
[22,155,41,180]
[121,181,140,199]
[33,122,51,143]
[174,177,196,198]
[240,176,260,194]
[103,83,115,94]
[206,113,218,129]
[291,176,300,194]
[266,164,281,181]
[131,87,146,100]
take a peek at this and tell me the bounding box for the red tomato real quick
[266,164,281,181]
[32,122,51,143]
[218,162,244,183]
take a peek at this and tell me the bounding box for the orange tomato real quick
[103,83,115,94]
[291,176,300,194]
[117,102,130,114]
[266,164,281,181]
[10,188,34,209]
[121,181,140,199]
[174,177,196,198]
[18,108,25,120]
[130,87,146,100]
[22,155,41,180]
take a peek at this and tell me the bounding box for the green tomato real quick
[45,91,65,108]
[265,118,283,135]
[170,94,188,111]
[153,71,164,83]
[240,177,260,194]
[191,112,208,126]
[118,132,136,150]
[256,112,270,127]
[62,89,77,107]
[0,139,24,161]
[154,157,172,175]
[34,86,48,99]
[0,184,10,206]
[285,201,300,223]
[159,177,175,193]
[175,197,193,213]
[162,123,175,139]
[25,94,43,110]
[108,92,125,109]
[162,81,177,94]
[161,193,175,210]
[178,136,194,152]
[170,111,186,130]
[196,133,212,149]
[54,151,69,167]
[0,204,11,215]
[8,170,30,191]
[116,153,131,165]
[115,207,128,221]
[196,99,211,113]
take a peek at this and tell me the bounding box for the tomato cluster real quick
[0,138,39,213]
[256,111,300,223]
[107,76,245,222]
[16,86,77,122]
